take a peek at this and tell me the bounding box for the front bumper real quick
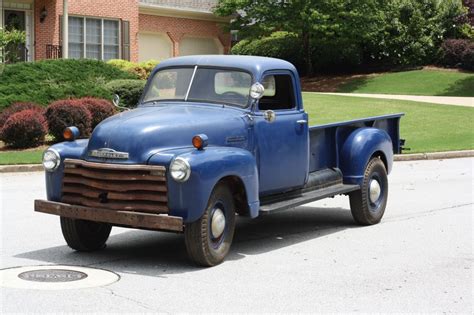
[34,200,183,232]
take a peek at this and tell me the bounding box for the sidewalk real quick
[317,93,474,107]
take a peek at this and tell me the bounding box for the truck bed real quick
[308,113,404,172]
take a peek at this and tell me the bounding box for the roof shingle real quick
[140,0,218,13]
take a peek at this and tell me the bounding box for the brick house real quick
[0,0,230,62]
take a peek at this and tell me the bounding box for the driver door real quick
[253,71,309,195]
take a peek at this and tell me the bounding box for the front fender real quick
[150,147,259,223]
[45,140,89,201]
[339,128,393,185]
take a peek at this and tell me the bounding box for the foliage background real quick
[216,0,473,74]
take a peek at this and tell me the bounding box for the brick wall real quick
[138,14,231,56]
[35,0,60,60]
[35,0,139,61]
[34,0,230,61]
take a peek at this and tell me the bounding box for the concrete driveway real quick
[1,158,472,313]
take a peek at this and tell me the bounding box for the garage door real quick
[138,32,172,62]
[180,37,222,56]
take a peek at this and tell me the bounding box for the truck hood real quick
[85,104,249,163]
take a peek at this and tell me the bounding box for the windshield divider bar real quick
[184,66,198,101]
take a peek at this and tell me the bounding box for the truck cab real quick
[35,55,403,266]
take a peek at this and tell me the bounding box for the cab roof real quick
[155,55,298,80]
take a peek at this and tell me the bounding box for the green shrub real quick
[232,32,305,72]
[0,59,137,110]
[105,79,146,108]
[0,27,26,63]
[45,99,92,141]
[0,109,47,148]
[107,59,159,79]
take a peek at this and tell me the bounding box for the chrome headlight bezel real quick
[42,149,61,172]
[170,157,191,182]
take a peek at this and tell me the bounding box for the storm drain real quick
[0,265,119,290]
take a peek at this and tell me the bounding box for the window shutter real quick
[59,15,62,45]
[121,20,130,61]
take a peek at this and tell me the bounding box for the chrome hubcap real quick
[211,208,226,239]
[369,179,381,204]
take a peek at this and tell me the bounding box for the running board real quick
[259,184,360,214]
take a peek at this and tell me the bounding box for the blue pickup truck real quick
[35,55,403,266]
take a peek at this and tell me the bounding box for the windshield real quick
[142,67,252,108]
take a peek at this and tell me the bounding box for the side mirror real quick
[112,94,120,107]
[263,110,276,123]
[112,94,129,111]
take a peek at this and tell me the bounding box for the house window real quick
[68,16,120,61]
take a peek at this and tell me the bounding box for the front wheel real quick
[60,217,112,251]
[184,183,236,267]
[349,157,388,225]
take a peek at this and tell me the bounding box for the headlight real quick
[42,149,60,172]
[170,157,191,182]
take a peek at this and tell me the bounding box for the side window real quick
[259,74,296,111]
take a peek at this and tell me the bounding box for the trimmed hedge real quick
[105,79,146,108]
[0,102,43,128]
[45,100,92,141]
[77,97,116,129]
[107,59,159,80]
[0,110,48,148]
[0,59,137,110]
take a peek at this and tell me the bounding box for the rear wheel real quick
[184,183,236,267]
[60,217,112,251]
[349,157,388,225]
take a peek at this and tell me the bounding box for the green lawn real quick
[305,93,474,153]
[337,69,474,97]
[0,94,473,165]
[0,149,43,165]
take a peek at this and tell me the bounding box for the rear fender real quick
[339,128,393,185]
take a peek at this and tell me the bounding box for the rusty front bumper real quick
[34,200,183,232]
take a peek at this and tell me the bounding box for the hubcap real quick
[369,179,381,204]
[211,208,226,239]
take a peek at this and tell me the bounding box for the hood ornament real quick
[89,148,129,159]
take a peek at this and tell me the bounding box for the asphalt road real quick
[1,158,472,313]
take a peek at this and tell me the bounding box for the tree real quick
[215,0,472,74]
[215,0,384,75]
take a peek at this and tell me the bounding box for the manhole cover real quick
[0,265,119,290]
[18,269,88,283]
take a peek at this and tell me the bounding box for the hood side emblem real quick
[89,148,129,159]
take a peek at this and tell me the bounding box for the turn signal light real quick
[63,126,80,141]
[192,134,208,150]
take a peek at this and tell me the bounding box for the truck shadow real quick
[15,206,356,277]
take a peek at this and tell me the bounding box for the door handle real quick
[296,120,307,125]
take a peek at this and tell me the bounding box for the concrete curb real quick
[0,164,43,173]
[393,150,474,161]
[1,150,473,173]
